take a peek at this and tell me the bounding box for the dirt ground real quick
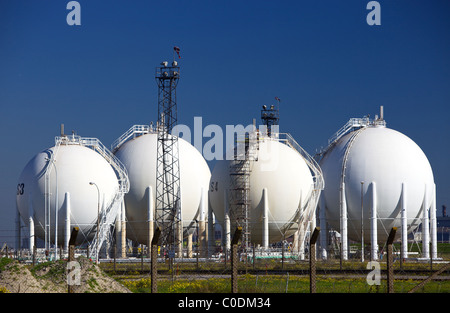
[0,257,131,293]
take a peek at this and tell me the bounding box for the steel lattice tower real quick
[155,60,182,255]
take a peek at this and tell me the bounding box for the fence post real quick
[310,227,320,293]
[151,227,161,293]
[386,227,397,293]
[231,227,242,294]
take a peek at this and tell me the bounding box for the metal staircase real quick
[111,124,154,153]
[45,134,129,261]
[312,109,387,259]
[279,133,324,252]
[79,136,130,261]
[315,116,386,161]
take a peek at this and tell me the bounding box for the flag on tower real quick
[174,46,181,59]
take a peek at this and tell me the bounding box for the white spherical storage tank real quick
[209,132,321,249]
[16,135,123,253]
[113,127,211,246]
[318,115,437,260]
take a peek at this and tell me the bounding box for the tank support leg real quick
[16,209,21,253]
[64,192,71,253]
[224,190,230,251]
[29,195,35,255]
[208,203,214,257]
[319,195,328,260]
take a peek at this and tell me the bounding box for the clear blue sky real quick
[1,0,449,246]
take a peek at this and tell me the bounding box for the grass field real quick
[119,274,450,293]
[111,243,450,293]
[2,243,448,293]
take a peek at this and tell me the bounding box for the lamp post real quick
[45,157,58,260]
[89,182,100,264]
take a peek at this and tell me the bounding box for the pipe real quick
[361,181,364,263]
[198,187,206,257]
[296,190,305,259]
[401,183,408,259]
[422,184,430,258]
[340,182,348,260]
[121,200,127,258]
[54,163,58,260]
[371,182,378,261]
[262,188,269,249]
[147,186,154,257]
[176,187,183,258]
[431,183,437,259]
[64,192,71,253]
[115,203,121,255]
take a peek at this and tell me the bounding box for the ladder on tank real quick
[229,131,258,251]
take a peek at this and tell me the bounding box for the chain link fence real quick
[2,227,450,293]
[96,229,450,293]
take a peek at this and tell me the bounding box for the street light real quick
[89,182,100,264]
[45,157,58,260]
